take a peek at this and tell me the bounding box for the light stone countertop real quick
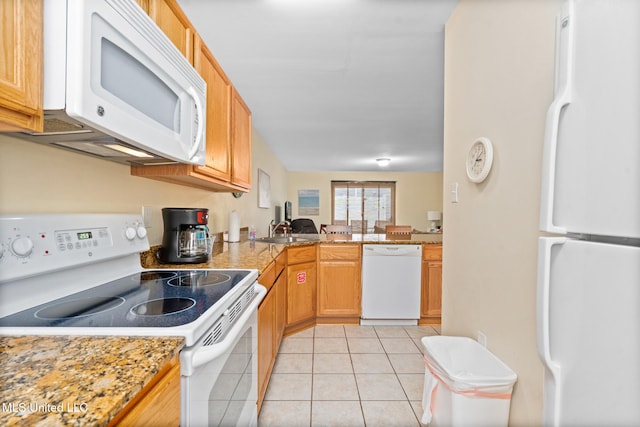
[0,335,183,427]
[140,232,443,271]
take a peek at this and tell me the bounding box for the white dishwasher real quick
[361,244,423,325]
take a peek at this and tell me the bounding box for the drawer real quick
[287,244,316,264]
[422,244,442,261]
[319,244,360,261]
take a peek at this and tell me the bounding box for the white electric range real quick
[0,213,265,426]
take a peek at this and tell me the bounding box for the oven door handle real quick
[190,284,267,370]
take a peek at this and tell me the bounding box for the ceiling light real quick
[376,158,391,167]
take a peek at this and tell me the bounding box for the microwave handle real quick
[188,86,205,160]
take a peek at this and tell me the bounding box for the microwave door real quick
[64,0,206,165]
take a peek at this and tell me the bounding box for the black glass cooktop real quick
[0,270,250,328]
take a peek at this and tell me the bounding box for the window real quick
[331,181,396,233]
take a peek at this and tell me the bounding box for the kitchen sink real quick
[254,236,317,244]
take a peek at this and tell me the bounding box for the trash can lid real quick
[422,336,517,389]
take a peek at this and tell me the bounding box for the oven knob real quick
[125,226,137,241]
[11,236,34,257]
[136,225,147,239]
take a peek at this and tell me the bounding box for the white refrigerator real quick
[537,0,640,426]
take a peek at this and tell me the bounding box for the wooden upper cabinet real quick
[231,89,252,189]
[194,35,232,183]
[0,0,43,132]
[146,0,193,63]
[131,0,252,193]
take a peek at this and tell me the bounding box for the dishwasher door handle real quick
[363,244,421,257]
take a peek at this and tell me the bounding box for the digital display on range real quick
[77,231,93,240]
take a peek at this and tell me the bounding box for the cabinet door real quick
[421,260,442,319]
[230,89,252,189]
[257,288,275,408]
[0,0,43,132]
[109,356,180,426]
[194,35,232,182]
[287,261,316,325]
[274,269,287,350]
[318,260,361,317]
[148,0,193,62]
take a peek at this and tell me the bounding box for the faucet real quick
[269,220,290,237]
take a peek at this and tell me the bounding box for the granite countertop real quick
[0,335,183,427]
[141,233,443,271]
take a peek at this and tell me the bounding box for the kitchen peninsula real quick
[141,232,443,271]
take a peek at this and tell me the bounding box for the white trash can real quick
[421,336,517,427]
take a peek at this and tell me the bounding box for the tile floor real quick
[258,324,441,427]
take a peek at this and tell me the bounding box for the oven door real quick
[180,285,266,427]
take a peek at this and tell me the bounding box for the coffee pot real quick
[158,208,210,264]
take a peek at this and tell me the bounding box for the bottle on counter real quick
[249,225,256,240]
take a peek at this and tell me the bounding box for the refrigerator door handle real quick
[537,237,565,427]
[540,1,574,234]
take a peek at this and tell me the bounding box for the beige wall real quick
[286,171,443,232]
[0,129,287,244]
[443,0,559,425]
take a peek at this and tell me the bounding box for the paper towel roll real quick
[228,210,240,242]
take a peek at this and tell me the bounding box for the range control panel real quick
[0,214,149,283]
[55,227,112,253]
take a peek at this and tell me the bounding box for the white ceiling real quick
[177,0,459,172]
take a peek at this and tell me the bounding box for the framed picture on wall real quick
[298,189,319,215]
[258,169,271,209]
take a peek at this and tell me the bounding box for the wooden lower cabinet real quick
[274,266,287,350]
[420,244,443,325]
[287,261,316,326]
[257,283,275,411]
[317,244,361,321]
[108,355,181,427]
[285,245,316,331]
[257,253,286,412]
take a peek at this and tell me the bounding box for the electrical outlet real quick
[142,206,153,228]
[477,331,487,347]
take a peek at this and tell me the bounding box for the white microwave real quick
[13,0,206,166]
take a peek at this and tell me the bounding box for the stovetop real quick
[0,269,251,329]
[0,214,260,347]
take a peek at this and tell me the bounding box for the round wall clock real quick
[466,137,494,183]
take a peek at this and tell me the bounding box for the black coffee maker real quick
[158,208,210,264]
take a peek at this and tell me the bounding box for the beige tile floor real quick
[259,324,441,427]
